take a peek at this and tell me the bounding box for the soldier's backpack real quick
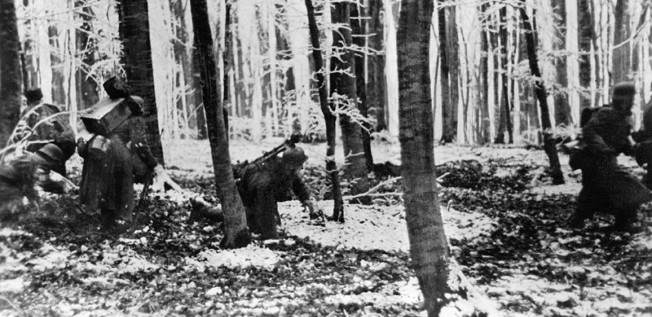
[568,106,606,170]
[580,106,607,127]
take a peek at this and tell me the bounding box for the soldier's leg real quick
[570,187,603,228]
[254,190,279,239]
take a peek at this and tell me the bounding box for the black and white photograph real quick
[0,0,651,316]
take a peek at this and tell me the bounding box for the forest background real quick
[3,0,652,151]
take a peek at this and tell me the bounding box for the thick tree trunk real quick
[118,0,165,163]
[612,0,631,83]
[368,0,386,132]
[520,7,564,184]
[190,0,250,249]
[305,0,344,222]
[0,0,23,148]
[74,0,99,109]
[351,2,374,171]
[438,2,457,143]
[552,0,571,126]
[398,1,450,315]
[331,2,367,177]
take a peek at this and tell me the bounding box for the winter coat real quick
[238,157,310,238]
[577,105,652,219]
[79,108,157,220]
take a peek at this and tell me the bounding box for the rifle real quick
[233,133,302,179]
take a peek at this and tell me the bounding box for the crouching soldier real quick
[191,146,319,239]
[78,77,178,234]
[569,82,652,232]
[0,143,77,217]
[632,101,652,189]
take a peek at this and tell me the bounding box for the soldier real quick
[0,143,76,218]
[192,146,318,239]
[632,101,652,189]
[78,77,176,233]
[569,82,652,232]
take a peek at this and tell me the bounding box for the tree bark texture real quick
[305,0,344,222]
[398,1,450,315]
[74,0,99,109]
[520,7,564,184]
[351,2,374,171]
[612,0,631,83]
[118,0,165,163]
[552,0,571,126]
[499,6,513,143]
[190,0,250,249]
[0,0,23,147]
[438,2,457,143]
[368,0,386,132]
[330,1,367,177]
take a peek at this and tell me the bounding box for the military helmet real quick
[35,144,64,164]
[612,82,636,101]
[281,147,308,168]
[25,88,44,104]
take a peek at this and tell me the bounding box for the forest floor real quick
[0,139,651,316]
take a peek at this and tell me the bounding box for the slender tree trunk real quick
[398,1,450,315]
[190,0,250,248]
[352,1,374,171]
[331,2,367,177]
[118,0,165,163]
[520,6,564,184]
[305,0,344,222]
[0,0,23,148]
[499,6,513,143]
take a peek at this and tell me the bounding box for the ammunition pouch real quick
[87,135,112,160]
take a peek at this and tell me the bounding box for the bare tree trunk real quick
[368,0,386,132]
[352,1,374,171]
[499,6,513,143]
[438,1,458,143]
[305,0,344,222]
[190,0,250,248]
[118,0,165,163]
[577,0,592,111]
[520,6,564,184]
[331,1,367,177]
[398,1,450,315]
[74,0,99,109]
[613,0,631,83]
[552,0,571,126]
[0,0,23,147]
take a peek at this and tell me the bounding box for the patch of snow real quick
[0,277,24,293]
[188,245,281,270]
[28,245,71,271]
[281,200,495,252]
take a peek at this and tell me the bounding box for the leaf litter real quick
[0,142,650,316]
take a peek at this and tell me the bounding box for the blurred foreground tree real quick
[398,0,450,315]
[0,0,23,148]
[117,0,165,163]
[190,0,250,248]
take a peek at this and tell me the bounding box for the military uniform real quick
[570,82,652,230]
[238,147,313,239]
[78,79,158,232]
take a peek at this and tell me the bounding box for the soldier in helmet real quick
[192,146,318,239]
[238,146,317,239]
[569,82,652,232]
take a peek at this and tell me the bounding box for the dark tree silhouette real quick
[189,0,250,248]
[0,0,23,147]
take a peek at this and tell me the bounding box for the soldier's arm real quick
[582,109,617,153]
[291,174,311,202]
[129,117,158,168]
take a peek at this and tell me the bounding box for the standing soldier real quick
[569,82,652,232]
